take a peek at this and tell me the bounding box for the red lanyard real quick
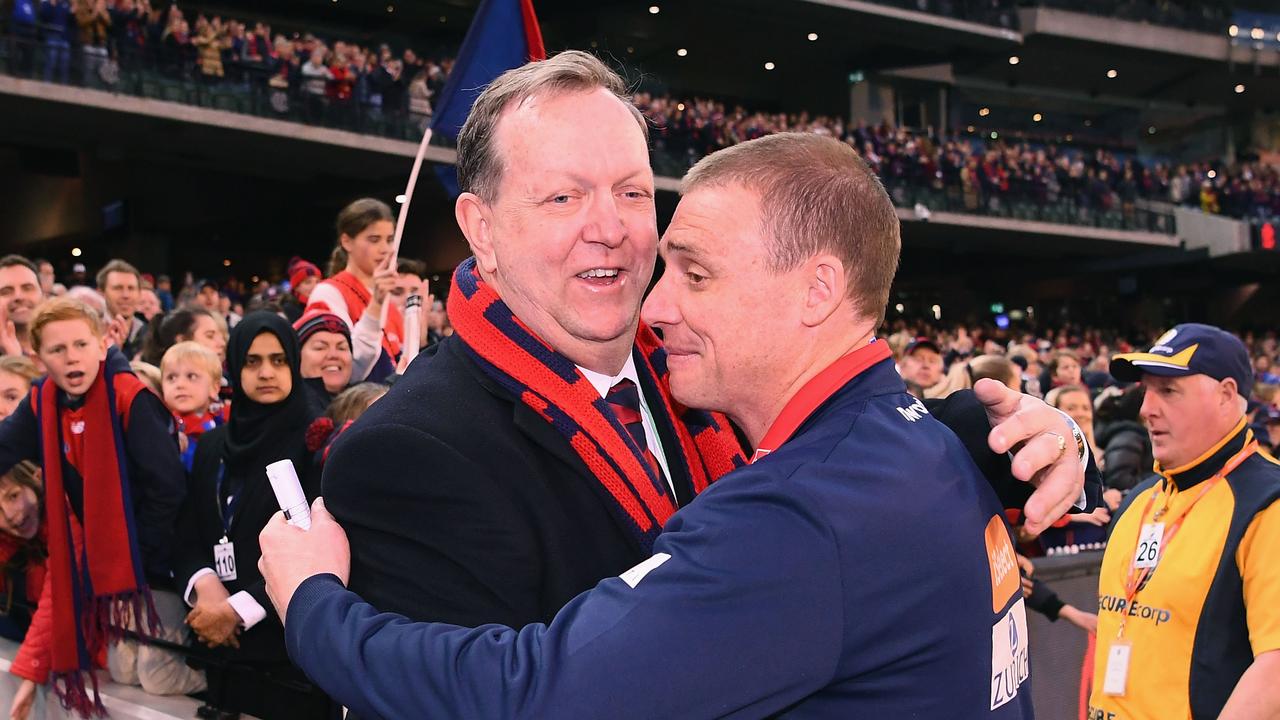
[751,340,891,463]
[1116,439,1258,638]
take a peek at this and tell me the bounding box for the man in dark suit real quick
[320,50,1092,651]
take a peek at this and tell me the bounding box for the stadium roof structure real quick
[522,0,1279,144]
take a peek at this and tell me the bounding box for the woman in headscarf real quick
[174,312,332,719]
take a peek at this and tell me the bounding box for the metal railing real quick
[884,181,1178,234]
[0,30,428,143]
[1024,0,1230,34]
[862,0,1021,28]
[0,595,319,719]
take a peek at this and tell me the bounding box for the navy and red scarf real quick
[449,258,746,551]
[33,360,158,717]
[175,403,229,440]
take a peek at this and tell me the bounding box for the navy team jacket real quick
[285,354,1034,719]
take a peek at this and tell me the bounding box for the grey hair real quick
[455,50,648,202]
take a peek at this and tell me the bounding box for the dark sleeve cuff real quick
[285,573,347,658]
[1026,578,1065,621]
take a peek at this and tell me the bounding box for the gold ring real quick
[1047,431,1067,461]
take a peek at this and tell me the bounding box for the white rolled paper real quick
[266,459,311,530]
[402,293,423,368]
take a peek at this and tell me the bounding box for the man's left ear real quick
[1222,378,1240,405]
[800,254,846,328]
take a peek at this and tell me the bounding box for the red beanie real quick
[289,259,322,301]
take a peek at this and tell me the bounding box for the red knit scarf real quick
[319,270,405,359]
[36,364,157,717]
[176,403,229,440]
[449,258,745,550]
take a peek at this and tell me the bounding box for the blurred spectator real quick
[283,258,322,323]
[140,306,227,367]
[217,292,242,328]
[0,356,40,421]
[0,355,43,641]
[1046,384,1097,452]
[138,288,163,321]
[40,0,74,84]
[74,0,111,86]
[969,354,1020,390]
[1254,354,1280,385]
[301,47,333,121]
[195,280,220,312]
[898,336,943,397]
[1008,344,1043,396]
[10,0,39,74]
[408,69,432,131]
[0,256,44,358]
[1043,349,1083,392]
[68,262,88,288]
[1255,404,1280,454]
[390,258,426,313]
[0,462,44,642]
[925,359,975,399]
[129,360,162,394]
[1093,384,1151,510]
[32,260,55,297]
[97,259,147,358]
[65,285,109,322]
[425,298,451,347]
[190,15,223,83]
[305,381,389,470]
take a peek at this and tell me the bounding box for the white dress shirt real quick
[577,356,677,498]
[184,567,268,629]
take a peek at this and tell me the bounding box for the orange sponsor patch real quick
[984,514,1020,613]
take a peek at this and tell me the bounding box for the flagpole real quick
[380,125,434,334]
[389,126,434,268]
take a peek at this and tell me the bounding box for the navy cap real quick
[904,337,941,356]
[1110,323,1252,397]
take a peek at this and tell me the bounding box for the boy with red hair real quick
[0,297,190,718]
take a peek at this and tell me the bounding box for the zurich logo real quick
[1009,617,1019,650]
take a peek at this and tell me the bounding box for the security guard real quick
[1090,323,1280,720]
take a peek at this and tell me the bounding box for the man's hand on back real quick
[974,378,1086,535]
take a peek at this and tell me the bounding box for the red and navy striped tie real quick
[607,379,669,497]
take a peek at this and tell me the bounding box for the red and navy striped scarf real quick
[34,361,158,717]
[449,258,746,551]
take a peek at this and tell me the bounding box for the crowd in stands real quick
[4,4,1273,228]
[4,0,455,131]
[637,93,1280,223]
